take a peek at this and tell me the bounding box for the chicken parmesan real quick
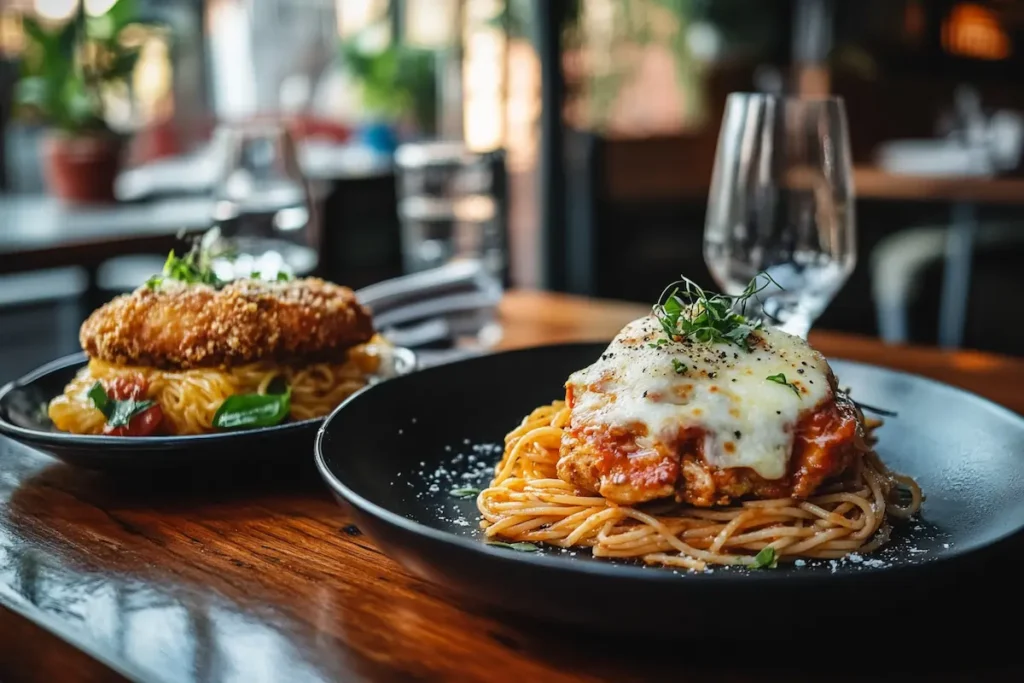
[48,244,391,437]
[477,275,922,571]
[558,315,860,507]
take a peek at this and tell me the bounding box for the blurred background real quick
[3,0,1024,378]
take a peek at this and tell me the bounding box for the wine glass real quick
[703,93,856,338]
[206,120,319,281]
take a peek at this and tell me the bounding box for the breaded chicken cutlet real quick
[80,278,375,369]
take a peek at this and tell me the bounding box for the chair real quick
[871,222,1024,352]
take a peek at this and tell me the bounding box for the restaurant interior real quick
[1,1,1022,681]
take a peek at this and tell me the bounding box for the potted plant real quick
[338,26,438,153]
[14,0,157,203]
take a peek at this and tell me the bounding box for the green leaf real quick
[98,0,138,34]
[87,381,112,418]
[449,487,482,499]
[106,398,155,428]
[486,541,540,552]
[213,390,291,429]
[157,248,224,287]
[87,381,154,427]
[13,76,53,109]
[752,546,777,569]
[766,373,801,399]
[672,358,687,375]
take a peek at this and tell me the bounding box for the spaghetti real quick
[477,400,923,571]
[48,336,389,435]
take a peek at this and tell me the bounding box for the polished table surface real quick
[1,291,1023,683]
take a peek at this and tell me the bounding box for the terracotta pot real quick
[42,132,124,204]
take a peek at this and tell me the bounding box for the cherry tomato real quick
[103,404,164,437]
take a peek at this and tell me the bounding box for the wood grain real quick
[1,291,1023,683]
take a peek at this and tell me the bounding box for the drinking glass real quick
[703,93,856,338]
[393,141,504,281]
[206,121,319,280]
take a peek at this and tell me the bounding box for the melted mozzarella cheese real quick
[566,315,834,479]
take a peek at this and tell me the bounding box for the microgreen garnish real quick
[87,382,155,428]
[752,546,778,569]
[651,273,782,351]
[671,359,687,375]
[146,243,224,290]
[647,338,669,349]
[449,487,482,498]
[486,541,540,552]
[766,373,801,398]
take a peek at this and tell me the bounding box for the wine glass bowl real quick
[703,93,856,338]
[207,121,319,281]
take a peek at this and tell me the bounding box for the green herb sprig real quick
[651,273,782,351]
[751,546,778,569]
[146,245,224,290]
[766,373,801,399]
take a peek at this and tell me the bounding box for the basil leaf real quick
[87,381,112,418]
[752,546,777,569]
[449,487,482,498]
[213,390,291,429]
[486,541,540,552]
[106,399,156,428]
[87,381,155,427]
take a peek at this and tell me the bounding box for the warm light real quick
[504,40,540,172]
[33,0,78,21]
[28,0,123,23]
[335,0,387,38]
[0,13,25,57]
[462,0,506,153]
[404,0,457,47]
[904,0,925,42]
[133,35,173,122]
[206,0,257,119]
[942,3,1011,60]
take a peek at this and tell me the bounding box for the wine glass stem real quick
[779,314,812,340]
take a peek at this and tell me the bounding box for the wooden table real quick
[1,291,1022,683]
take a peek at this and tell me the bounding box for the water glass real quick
[394,141,504,281]
[703,93,856,338]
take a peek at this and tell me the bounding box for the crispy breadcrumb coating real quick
[80,278,374,369]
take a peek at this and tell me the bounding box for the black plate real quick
[0,349,416,470]
[315,342,1024,635]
